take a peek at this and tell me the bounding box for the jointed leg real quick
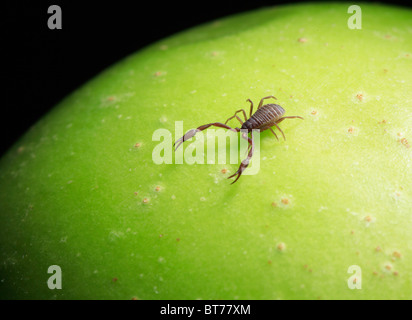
[272,115,304,141]
[258,95,277,109]
[225,109,247,125]
[174,122,239,151]
[277,116,304,121]
[259,123,279,141]
[273,122,286,141]
[228,131,254,184]
[247,99,254,117]
[269,127,279,141]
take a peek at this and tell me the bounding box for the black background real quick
[2,0,412,157]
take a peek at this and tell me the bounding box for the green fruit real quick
[1,3,411,299]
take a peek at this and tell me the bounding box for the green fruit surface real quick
[1,3,411,299]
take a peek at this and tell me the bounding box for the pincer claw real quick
[173,129,198,151]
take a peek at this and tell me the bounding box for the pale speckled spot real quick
[347,126,359,136]
[383,262,393,272]
[391,189,403,201]
[109,231,125,241]
[364,215,376,227]
[277,242,286,251]
[153,71,165,77]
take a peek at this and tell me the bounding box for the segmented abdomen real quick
[244,104,285,129]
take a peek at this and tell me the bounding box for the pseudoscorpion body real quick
[174,96,304,184]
